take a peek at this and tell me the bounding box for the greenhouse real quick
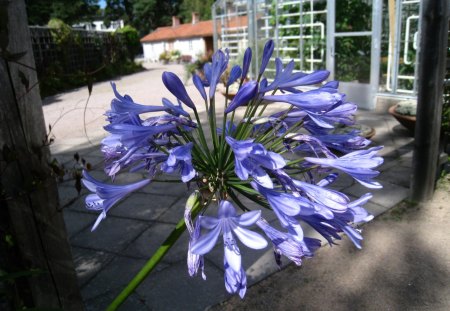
[212,0,421,109]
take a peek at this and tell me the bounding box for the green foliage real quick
[26,0,100,26]
[179,0,215,23]
[104,0,133,26]
[47,18,74,45]
[36,25,143,97]
[159,51,171,63]
[183,52,212,83]
[115,25,141,60]
[269,1,327,72]
[131,0,180,36]
[395,100,417,116]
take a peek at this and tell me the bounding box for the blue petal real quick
[162,71,196,110]
[259,40,274,76]
[241,47,252,80]
[237,210,261,226]
[233,227,268,249]
[191,225,221,255]
[193,74,207,101]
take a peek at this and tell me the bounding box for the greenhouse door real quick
[326,0,382,109]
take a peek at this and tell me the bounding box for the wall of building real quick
[142,37,207,62]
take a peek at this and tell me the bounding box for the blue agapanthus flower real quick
[82,39,384,303]
[191,200,267,297]
[161,142,196,182]
[82,171,150,231]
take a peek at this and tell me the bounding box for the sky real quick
[99,0,106,9]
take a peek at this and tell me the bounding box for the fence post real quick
[411,0,449,201]
[0,1,83,309]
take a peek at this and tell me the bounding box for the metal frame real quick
[386,0,421,94]
[327,0,382,109]
[212,0,419,108]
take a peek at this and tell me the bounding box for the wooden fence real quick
[29,26,126,76]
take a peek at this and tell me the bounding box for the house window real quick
[189,40,193,50]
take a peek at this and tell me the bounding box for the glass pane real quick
[335,36,371,83]
[336,0,372,32]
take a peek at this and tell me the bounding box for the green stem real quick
[106,197,203,310]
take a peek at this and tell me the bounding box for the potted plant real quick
[388,99,417,133]
[159,51,171,64]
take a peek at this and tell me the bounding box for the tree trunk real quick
[0,0,83,310]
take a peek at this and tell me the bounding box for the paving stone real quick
[343,180,410,208]
[110,193,179,221]
[71,217,148,253]
[85,292,150,311]
[378,158,402,172]
[156,195,190,224]
[63,210,97,238]
[399,157,413,168]
[135,260,226,311]
[363,201,388,218]
[326,173,355,191]
[138,179,189,196]
[58,185,82,208]
[378,165,412,188]
[81,256,148,301]
[123,222,183,259]
[162,230,191,264]
[72,247,114,287]
[66,195,97,214]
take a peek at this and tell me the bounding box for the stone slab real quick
[109,193,179,221]
[63,210,98,238]
[72,247,115,287]
[135,260,226,311]
[343,180,410,208]
[81,255,148,301]
[71,217,148,253]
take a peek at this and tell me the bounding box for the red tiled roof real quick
[140,20,214,42]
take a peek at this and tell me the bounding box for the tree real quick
[130,0,181,36]
[26,0,100,26]
[104,0,133,27]
[178,0,215,23]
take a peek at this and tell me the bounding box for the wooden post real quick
[411,0,449,201]
[0,1,83,309]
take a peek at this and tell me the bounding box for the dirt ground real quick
[210,174,450,311]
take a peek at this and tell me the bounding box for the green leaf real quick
[4,234,14,247]
[0,269,46,282]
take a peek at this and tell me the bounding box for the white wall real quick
[142,37,206,62]
[142,42,166,62]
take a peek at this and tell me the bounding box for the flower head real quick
[161,142,196,182]
[106,82,165,122]
[225,81,259,113]
[226,136,285,188]
[259,40,274,76]
[162,71,196,110]
[305,146,384,188]
[241,47,252,80]
[227,65,242,86]
[191,201,267,298]
[82,171,150,231]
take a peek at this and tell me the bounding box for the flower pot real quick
[388,104,416,133]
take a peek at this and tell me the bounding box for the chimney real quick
[192,12,199,24]
[172,16,180,27]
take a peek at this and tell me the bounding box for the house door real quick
[326,0,382,109]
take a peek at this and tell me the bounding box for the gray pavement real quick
[43,63,416,310]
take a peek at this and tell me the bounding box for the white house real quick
[72,20,124,32]
[140,13,214,62]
